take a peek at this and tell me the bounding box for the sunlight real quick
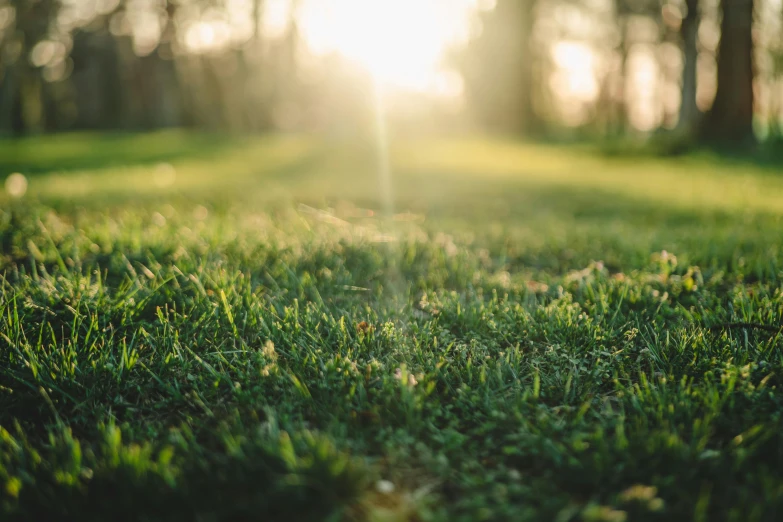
[183,17,236,54]
[551,41,599,102]
[298,0,480,92]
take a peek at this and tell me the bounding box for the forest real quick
[0,0,774,148]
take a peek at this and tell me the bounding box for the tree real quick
[517,0,541,135]
[678,0,700,131]
[700,0,756,145]
[460,0,543,135]
[0,0,60,135]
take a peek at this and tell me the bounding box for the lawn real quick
[1,131,783,521]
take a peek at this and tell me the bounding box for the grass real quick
[1,130,783,521]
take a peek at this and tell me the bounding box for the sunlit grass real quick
[1,133,783,521]
[9,132,783,216]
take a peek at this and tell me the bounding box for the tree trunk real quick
[19,71,44,134]
[0,65,19,136]
[253,0,265,45]
[700,0,755,145]
[518,0,542,136]
[678,0,700,131]
[614,16,629,136]
[155,1,182,128]
[243,0,270,131]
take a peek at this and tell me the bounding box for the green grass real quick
[2,131,783,521]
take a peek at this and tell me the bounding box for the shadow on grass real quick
[593,134,783,177]
[0,130,239,177]
[394,168,776,227]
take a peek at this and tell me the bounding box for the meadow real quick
[1,131,783,521]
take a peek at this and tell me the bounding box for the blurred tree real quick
[593,0,670,135]
[271,0,302,130]
[150,0,183,128]
[700,0,756,145]
[517,0,540,136]
[70,10,126,130]
[678,0,701,131]
[461,0,543,135]
[245,0,271,130]
[0,0,775,147]
[762,0,783,140]
[609,0,633,135]
[0,0,60,135]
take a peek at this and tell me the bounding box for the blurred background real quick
[0,0,775,149]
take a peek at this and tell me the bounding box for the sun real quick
[297,0,480,93]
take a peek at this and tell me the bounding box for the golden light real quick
[551,42,599,102]
[298,0,481,93]
[548,41,600,126]
[5,173,28,198]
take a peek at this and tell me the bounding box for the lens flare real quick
[5,173,28,198]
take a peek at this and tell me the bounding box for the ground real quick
[1,131,783,521]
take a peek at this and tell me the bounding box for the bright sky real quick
[179,0,637,124]
[288,0,483,92]
[179,0,603,102]
[551,41,599,102]
[300,0,477,89]
[266,0,607,105]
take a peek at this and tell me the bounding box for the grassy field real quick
[2,131,783,521]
